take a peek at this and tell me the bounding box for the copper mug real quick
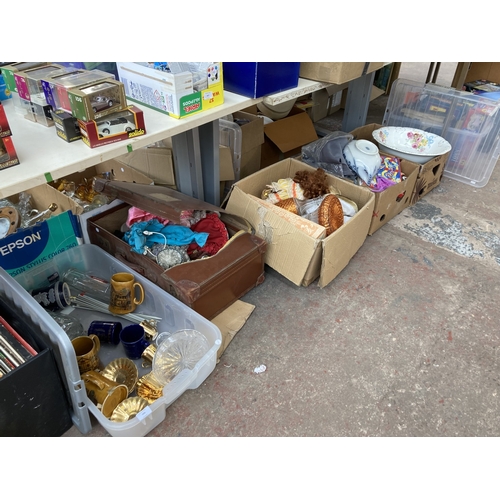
[109,272,145,314]
[81,370,128,418]
[71,334,100,374]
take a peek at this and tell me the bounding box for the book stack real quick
[0,315,38,376]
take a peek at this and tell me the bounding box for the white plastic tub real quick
[14,244,222,437]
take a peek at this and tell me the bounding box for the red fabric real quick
[187,213,229,259]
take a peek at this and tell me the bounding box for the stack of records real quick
[0,316,38,376]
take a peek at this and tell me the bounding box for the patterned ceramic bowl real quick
[372,126,451,164]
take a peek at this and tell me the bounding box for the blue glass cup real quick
[119,324,149,360]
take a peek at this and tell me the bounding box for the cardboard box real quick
[410,153,449,204]
[116,62,224,119]
[224,158,375,287]
[0,136,20,171]
[299,62,386,85]
[1,185,82,277]
[78,105,146,148]
[49,158,154,244]
[117,146,176,188]
[223,62,300,98]
[349,123,420,235]
[232,111,265,179]
[308,85,346,122]
[68,78,128,122]
[260,107,318,169]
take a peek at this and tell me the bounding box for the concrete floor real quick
[63,64,500,438]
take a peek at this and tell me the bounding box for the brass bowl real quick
[136,372,163,404]
[110,396,149,422]
[101,357,139,395]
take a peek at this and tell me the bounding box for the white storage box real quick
[14,244,222,437]
[383,78,500,188]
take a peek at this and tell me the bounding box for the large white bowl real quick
[372,126,452,164]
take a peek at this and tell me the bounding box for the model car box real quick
[223,62,300,98]
[87,179,267,320]
[78,105,146,149]
[13,64,66,102]
[299,62,386,85]
[0,102,12,137]
[51,109,81,143]
[116,62,224,119]
[0,184,82,278]
[224,158,375,288]
[0,136,20,171]
[68,78,128,122]
[41,69,115,113]
[1,62,49,93]
[349,123,420,235]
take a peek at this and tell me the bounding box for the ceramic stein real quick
[71,334,101,374]
[109,272,145,315]
[81,370,128,418]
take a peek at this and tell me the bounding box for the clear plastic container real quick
[13,244,222,437]
[219,118,242,181]
[383,78,500,187]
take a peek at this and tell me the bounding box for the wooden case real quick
[87,180,266,319]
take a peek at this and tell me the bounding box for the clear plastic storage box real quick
[12,244,222,437]
[383,78,500,187]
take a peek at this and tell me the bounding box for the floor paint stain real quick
[448,331,453,341]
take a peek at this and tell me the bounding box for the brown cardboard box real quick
[464,63,500,85]
[258,107,318,169]
[225,158,375,288]
[349,123,420,235]
[117,146,176,188]
[232,111,264,179]
[299,62,386,85]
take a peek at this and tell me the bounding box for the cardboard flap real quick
[264,112,318,153]
[233,111,265,153]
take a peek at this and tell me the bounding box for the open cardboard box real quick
[224,158,375,288]
[299,62,386,85]
[232,110,265,179]
[348,123,420,235]
[244,105,318,169]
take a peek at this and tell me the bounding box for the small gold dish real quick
[101,358,139,395]
[136,372,163,404]
[110,396,149,422]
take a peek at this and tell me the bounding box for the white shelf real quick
[262,78,343,106]
[0,92,262,199]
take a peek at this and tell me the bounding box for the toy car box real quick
[116,62,224,119]
[1,62,49,93]
[78,105,146,149]
[13,64,66,102]
[68,78,128,122]
[0,102,12,137]
[41,69,115,113]
[0,136,20,171]
[87,179,267,320]
[52,109,81,143]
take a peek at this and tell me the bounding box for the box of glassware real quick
[13,244,222,437]
[47,158,154,244]
[0,184,82,278]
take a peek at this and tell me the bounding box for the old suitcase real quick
[87,179,266,320]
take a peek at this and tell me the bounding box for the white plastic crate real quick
[383,79,500,188]
[14,244,222,437]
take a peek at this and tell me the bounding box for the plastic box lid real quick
[13,244,222,437]
[383,78,500,188]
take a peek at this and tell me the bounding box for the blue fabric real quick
[123,220,209,254]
